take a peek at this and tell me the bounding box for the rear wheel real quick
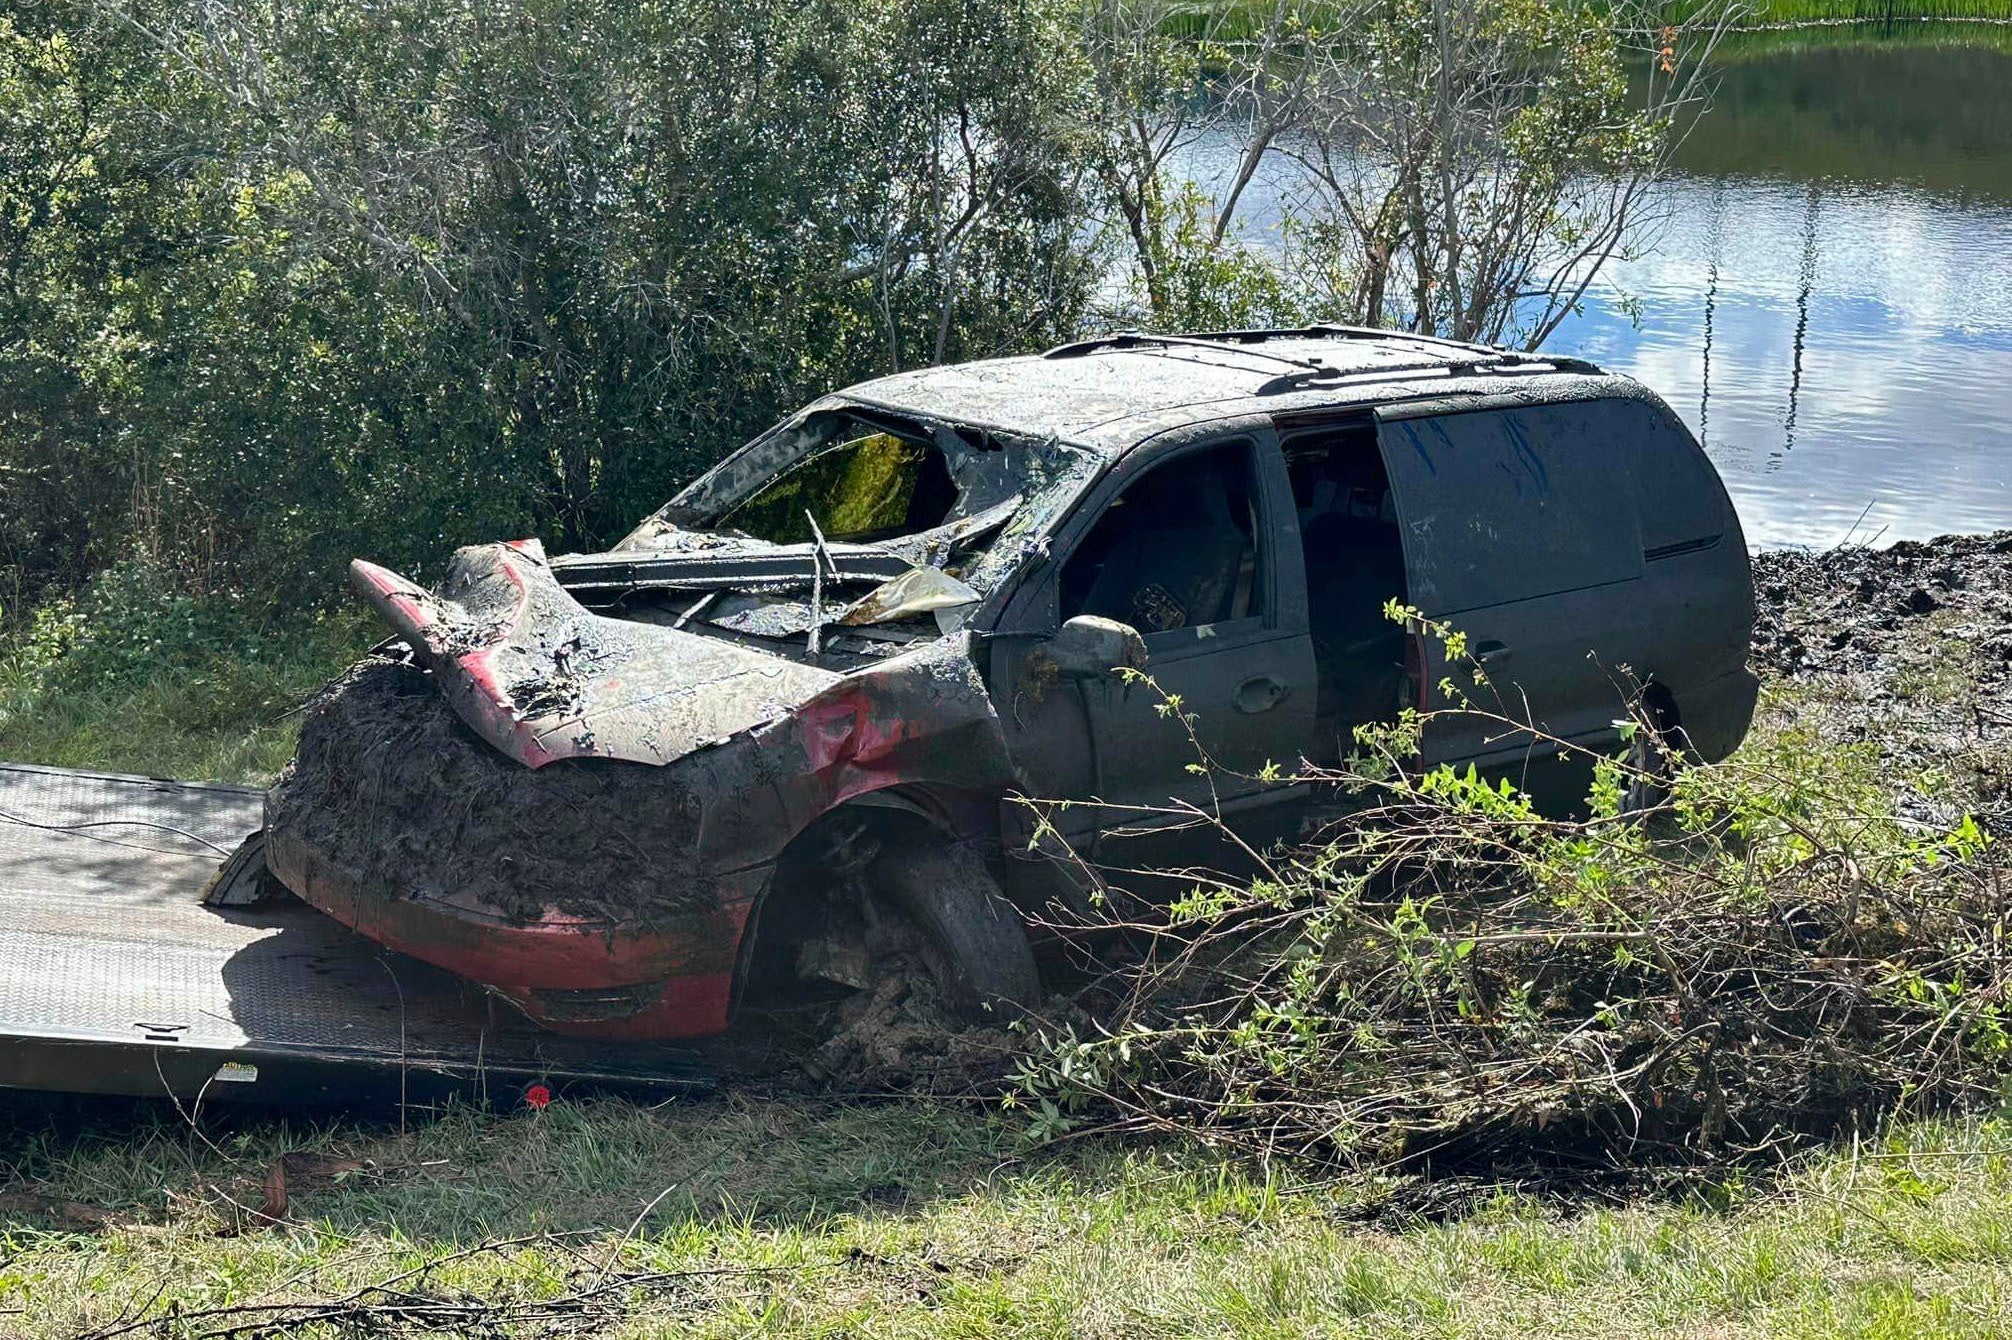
[1623,690,1682,816]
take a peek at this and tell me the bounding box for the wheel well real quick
[1638,681,1684,750]
[729,794,971,1016]
[775,800,953,892]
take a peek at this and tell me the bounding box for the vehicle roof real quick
[838,326,1637,452]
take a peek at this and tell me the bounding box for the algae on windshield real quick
[719,431,935,545]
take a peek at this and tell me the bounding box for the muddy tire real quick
[1623,728,1669,815]
[870,840,1041,1023]
[1623,695,1681,816]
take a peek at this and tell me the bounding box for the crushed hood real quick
[350,540,840,768]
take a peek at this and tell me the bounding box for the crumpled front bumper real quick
[266,826,767,1040]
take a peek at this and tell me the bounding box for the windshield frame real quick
[614,395,1107,606]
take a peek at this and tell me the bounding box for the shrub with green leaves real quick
[0,0,1101,621]
[17,560,265,694]
[1012,636,2007,1170]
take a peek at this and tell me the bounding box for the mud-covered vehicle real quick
[267,327,1757,1041]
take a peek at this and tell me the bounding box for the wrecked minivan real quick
[265,327,1757,1040]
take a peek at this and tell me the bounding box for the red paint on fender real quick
[796,690,913,773]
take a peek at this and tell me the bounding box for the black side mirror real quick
[1047,615,1147,680]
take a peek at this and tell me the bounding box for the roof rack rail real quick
[1298,325,1600,374]
[1044,324,1601,377]
[1252,353,1600,396]
[1041,330,1325,371]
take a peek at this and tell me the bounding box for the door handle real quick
[1472,639,1511,665]
[1234,675,1290,714]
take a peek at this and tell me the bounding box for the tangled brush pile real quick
[1015,666,2008,1171]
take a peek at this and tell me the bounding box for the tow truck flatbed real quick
[0,762,707,1108]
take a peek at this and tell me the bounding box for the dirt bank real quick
[1750,529,2012,827]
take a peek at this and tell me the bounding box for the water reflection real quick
[1698,180,1722,449]
[1550,37,2012,547]
[1783,182,1818,453]
[1181,35,2012,546]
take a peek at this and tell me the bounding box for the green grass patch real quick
[1715,15,2012,55]
[0,600,373,785]
[2,566,2006,1334]
[1169,2,2012,47]
[0,654,2005,1334]
[4,1093,2012,1336]
[1729,0,2012,23]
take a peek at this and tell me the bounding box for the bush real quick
[14,560,265,695]
[1012,663,2007,1171]
[0,0,1101,612]
[1,0,1714,624]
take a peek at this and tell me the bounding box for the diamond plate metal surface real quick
[0,764,694,1081]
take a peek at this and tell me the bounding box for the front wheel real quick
[742,813,1041,1043]
[869,839,1041,1022]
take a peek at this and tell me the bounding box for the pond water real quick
[1202,33,2012,548]
[1548,36,2012,548]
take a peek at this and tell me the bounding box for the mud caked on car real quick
[265,327,1758,1041]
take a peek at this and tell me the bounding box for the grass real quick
[1711,15,2012,58]
[0,607,373,785]
[1726,0,2012,23]
[1171,1,2012,44]
[3,1092,2012,1337]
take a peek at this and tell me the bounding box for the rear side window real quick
[1377,401,1646,616]
[1609,399,1727,556]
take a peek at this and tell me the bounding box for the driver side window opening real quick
[1059,440,1264,637]
[1283,421,1409,761]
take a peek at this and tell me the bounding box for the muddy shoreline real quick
[1749,529,2012,828]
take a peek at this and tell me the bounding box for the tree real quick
[1075,0,1328,331]
[1281,0,1733,347]
[2,0,1733,636]
[4,0,1102,616]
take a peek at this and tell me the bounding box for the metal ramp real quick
[0,762,706,1108]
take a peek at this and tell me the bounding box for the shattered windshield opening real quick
[715,426,955,544]
[687,408,1049,541]
[620,406,1077,551]
[586,404,1098,659]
